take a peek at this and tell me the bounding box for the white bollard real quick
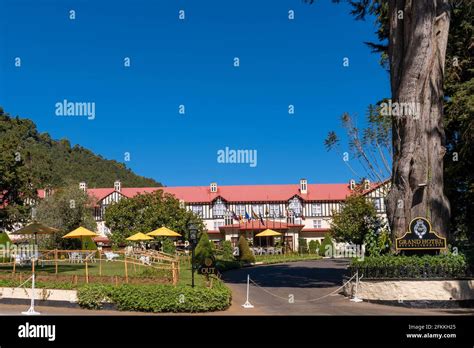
[22,272,40,315]
[241,274,254,309]
[350,271,363,303]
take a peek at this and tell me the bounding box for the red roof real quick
[38,181,386,204]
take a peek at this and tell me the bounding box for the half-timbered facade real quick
[37,178,390,250]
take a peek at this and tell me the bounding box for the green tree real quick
[195,232,215,264]
[221,240,234,261]
[237,235,255,263]
[319,234,334,257]
[35,185,96,249]
[330,190,379,245]
[104,190,204,246]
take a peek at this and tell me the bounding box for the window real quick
[210,183,217,193]
[213,198,226,217]
[313,219,322,229]
[288,197,302,215]
[191,205,203,217]
[213,221,224,230]
[269,204,280,217]
[312,203,322,216]
[253,204,264,215]
[235,204,245,216]
[374,198,382,211]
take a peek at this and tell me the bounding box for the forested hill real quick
[0,107,161,188]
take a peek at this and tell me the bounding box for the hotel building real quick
[38,179,389,250]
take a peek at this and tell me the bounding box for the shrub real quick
[363,225,391,256]
[76,281,231,312]
[82,236,97,250]
[0,232,11,247]
[349,254,470,279]
[161,238,176,254]
[319,234,334,257]
[195,232,215,264]
[298,238,308,254]
[238,235,255,263]
[221,240,234,261]
[308,240,320,255]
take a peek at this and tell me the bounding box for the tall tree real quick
[309,0,454,243]
[385,0,451,241]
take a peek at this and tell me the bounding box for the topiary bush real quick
[221,240,234,261]
[195,232,215,264]
[319,233,334,257]
[308,240,320,255]
[298,238,308,254]
[349,254,470,279]
[238,235,255,263]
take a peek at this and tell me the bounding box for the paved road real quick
[221,259,474,315]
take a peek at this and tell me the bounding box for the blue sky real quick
[0,0,390,187]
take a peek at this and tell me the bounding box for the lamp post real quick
[188,223,198,288]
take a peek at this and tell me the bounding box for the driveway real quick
[221,259,474,315]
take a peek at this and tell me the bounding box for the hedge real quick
[349,254,470,279]
[77,280,231,312]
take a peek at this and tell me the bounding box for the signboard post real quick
[395,217,447,252]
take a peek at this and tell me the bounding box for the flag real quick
[259,213,265,225]
[232,211,239,221]
[245,211,251,221]
[265,206,269,217]
[252,210,259,220]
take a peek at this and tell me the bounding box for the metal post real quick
[242,274,254,308]
[22,273,40,315]
[350,271,363,303]
[191,246,195,288]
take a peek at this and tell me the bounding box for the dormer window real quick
[300,179,308,194]
[210,182,218,193]
[79,182,87,192]
[114,180,121,192]
[364,179,370,190]
[349,179,356,190]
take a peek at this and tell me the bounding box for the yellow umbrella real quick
[62,227,98,239]
[147,227,182,237]
[126,232,153,241]
[255,229,282,237]
[62,227,99,284]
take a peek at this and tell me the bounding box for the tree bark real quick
[386,0,451,245]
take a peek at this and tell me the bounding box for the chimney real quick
[210,182,218,193]
[79,182,87,192]
[364,178,370,190]
[114,180,121,192]
[349,179,356,190]
[179,199,185,208]
[299,178,308,194]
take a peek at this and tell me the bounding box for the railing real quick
[0,249,180,286]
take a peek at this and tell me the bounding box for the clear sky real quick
[0,0,390,187]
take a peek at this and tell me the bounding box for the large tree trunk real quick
[385,0,451,245]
